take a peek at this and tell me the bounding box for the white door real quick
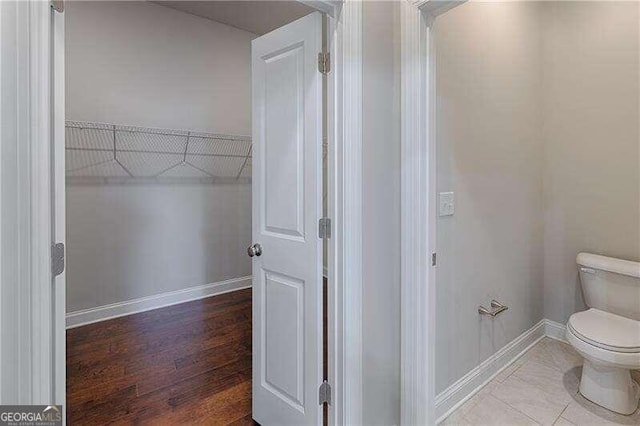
[251,12,324,426]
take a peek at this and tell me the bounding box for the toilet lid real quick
[568,309,640,353]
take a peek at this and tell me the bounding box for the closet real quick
[64,1,315,424]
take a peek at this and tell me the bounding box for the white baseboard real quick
[544,318,568,342]
[435,319,547,423]
[66,276,252,329]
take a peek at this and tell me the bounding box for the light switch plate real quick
[439,192,454,217]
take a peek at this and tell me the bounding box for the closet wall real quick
[66,1,255,313]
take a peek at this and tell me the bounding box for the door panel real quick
[252,12,323,426]
[263,271,304,408]
[263,44,304,239]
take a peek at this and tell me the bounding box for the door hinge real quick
[431,252,437,267]
[52,243,65,277]
[319,218,331,239]
[51,0,64,13]
[318,52,330,75]
[319,380,331,405]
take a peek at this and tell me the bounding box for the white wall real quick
[542,1,640,324]
[66,0,254,135]
[362,2,401,424]
[66,185,251,312]
[434,1,545,393]
[66,1,253,313]
[434,0,639,393]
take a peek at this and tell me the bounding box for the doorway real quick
[1,0,366,421]
[62,1,327,423]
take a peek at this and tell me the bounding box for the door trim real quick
[399,1,466,425]
[19,0,363,423]
[51,1,66,410]
[327,1,363,425]
[0,0,56,404]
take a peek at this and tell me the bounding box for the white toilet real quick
[566,253,640,415]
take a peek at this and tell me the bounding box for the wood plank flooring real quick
[66,288,254,425]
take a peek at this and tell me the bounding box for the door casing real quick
[400,1,467,425]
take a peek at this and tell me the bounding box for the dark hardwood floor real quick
[66,288,254,425]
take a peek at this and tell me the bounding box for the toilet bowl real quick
[567,253,640,415]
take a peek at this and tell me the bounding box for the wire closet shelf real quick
[65,120,252,185]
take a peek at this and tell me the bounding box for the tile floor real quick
[440,337,640,425]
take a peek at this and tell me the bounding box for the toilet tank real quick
[577,253,640,321]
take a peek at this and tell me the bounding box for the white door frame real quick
[51,0,66,412]
[0,0,55,404]
[325,1,363,425]
[399,1,465,425]
[8,1,363,425]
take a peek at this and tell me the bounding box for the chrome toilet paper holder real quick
[478,300,509,317]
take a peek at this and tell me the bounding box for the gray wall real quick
[434,0,639,393]
[541,1,640,324]
[66,1,253,312]
[362,1,401,424]
[434,1,545,393]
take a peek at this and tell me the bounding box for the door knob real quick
[247,243,263,257]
